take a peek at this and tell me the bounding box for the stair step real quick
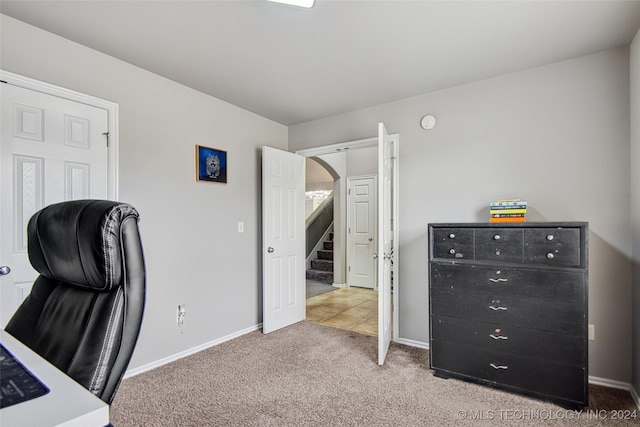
[306,269,333,284]
[311,259,333,272]
[323,241,334,251]
[317,249,333,260]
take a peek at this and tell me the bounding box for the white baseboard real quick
[395,337,429,349]
[588,375,631,390]
[124,323,262,378]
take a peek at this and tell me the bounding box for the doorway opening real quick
[304,156,336,292]
[297,134,398,341]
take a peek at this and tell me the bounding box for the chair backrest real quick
[4,199,146,404]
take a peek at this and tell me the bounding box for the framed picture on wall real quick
[196,145,227,183]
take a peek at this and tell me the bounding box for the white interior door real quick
[347,175,376,289]
[262,146,305,334]
[0,81,110,326]
[377,122,393,365]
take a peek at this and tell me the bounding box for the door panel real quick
[1,82,109,326]
[262,146,305,334]
[378,123,393,365]
[347,176,376,288]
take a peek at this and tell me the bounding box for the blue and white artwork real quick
[196,145,227,183]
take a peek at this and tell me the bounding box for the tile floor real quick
[306,286,378,336]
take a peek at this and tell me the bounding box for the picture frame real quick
[196,145,227,184]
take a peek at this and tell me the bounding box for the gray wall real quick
[1,15,288,370]
[631,29,640,398]
[290,48,633,383]
[346,146,377,177]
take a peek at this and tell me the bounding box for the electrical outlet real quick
[177,304,186,327]
[588,324,595,341]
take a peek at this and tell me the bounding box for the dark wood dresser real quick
[428,222,588,409]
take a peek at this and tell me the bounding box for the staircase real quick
[306,232,333,284]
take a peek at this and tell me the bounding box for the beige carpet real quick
[111,322,637,426]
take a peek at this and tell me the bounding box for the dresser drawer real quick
[431,315,585,366]
[430,288,585,335]
[431,341,586,405]
[432,228,474,260]
[474,228,523,263]
[430,263,586,304]
[524,228,582,267]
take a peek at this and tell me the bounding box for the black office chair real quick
[4,199,146,404]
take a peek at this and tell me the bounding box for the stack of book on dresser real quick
[490,199,527,223]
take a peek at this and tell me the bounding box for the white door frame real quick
[296,135,400,343]
[346,174,377,289]
[0,70,119,200]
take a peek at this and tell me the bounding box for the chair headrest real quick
[28,200,140,291]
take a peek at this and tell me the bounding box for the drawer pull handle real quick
[490,363,509,370]
[489,306,508,311]
[489,334,508,340]
[448,233,456,239]
[449,248,456,255]
[489,278,508,283]
[546,234,554,241]
[493,234,501,240]
[546,253,554,259]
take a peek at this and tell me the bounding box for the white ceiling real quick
[2,1,640,126]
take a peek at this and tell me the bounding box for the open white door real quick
[262,146,306,334]
[377,123,393,365]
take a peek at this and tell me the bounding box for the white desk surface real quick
[0,330,109,427]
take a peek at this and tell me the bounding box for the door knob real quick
[368,237,373,242]
[0,265,11,275]
[267,247,275,253]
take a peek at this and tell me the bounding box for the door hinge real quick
[348,188,351,195]
[102,132,109,147]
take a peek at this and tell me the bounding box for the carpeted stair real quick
[306,233,333,284]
